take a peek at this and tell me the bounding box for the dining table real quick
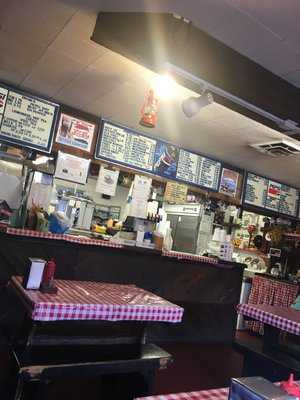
[135,387,229,400]
[8,275,184,364]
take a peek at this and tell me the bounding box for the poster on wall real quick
[0,85,59,153]
[54,151,90,185]
[95,166,119,196]
[164,181,188,204]
[55,113,95,152]
[153,142,179,179]
[219,168,239,197]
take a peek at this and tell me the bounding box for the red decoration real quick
[280,374,300,397]
[140,89,159,128]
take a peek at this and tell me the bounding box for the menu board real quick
[198,157,221,189]
[96,120,223,192]
[98,121,155,171]
[244,172,299,217]
[265,180,281,211]
[279,185,298,216]
[0,84,58,153]
[175,149,221,190]
[244,173,268,208]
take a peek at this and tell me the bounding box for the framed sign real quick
[0,83,59,153]
[55,113,95,152]
[219,168,239,197]
[54,151,90,185]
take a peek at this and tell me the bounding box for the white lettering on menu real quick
[0,89,55,149]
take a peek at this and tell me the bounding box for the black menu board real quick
[244,172,299,217]
[0,84,59,153]
[96,120,222,192]
[97,120,156,172]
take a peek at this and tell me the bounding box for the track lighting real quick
[182,92,214,118]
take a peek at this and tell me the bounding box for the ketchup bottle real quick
[42,258,56,286]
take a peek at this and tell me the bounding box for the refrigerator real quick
[163,204,203,254]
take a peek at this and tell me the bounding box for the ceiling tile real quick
[0,30,46,80]
[21,49,86,97]
[55,64,124,108]
[50,29,105,65]
[228,0,300,43]
[0,0,78,47]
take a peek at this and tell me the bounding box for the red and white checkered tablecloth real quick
[11,276,184,323]
[246,276,299,334]
[6,227,123,249]
[162,249,218,265]
[237,303,300,336]
[135,387,229,400]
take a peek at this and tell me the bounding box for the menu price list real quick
[0,87,57,151]
[279,185,298,216]
[176,149,221,190]
[265,180,281,212]
[244,173,299,217]
[244,173,268,208]
[98,122,156,171]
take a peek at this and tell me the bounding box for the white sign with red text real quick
[56,113,95,152]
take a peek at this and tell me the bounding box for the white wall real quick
[54,176,130,220]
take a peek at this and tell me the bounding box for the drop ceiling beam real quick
[91,12,300,130]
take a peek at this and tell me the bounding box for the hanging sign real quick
[0,84,59,153]
[55,113,95,152]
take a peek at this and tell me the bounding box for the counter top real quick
[2,227,231,267]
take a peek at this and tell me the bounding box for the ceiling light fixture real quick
[151,73,177,100]
[182,92,214,118]
[165,62,300,133]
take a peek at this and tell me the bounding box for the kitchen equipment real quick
[163,204,203,253]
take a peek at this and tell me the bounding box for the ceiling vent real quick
[250,139,300,157]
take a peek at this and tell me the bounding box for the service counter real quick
[0,228,244,344]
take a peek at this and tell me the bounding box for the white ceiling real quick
[1,0,300,186]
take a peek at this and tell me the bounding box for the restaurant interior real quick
[1,1,300,399]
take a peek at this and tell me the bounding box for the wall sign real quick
[219,168,239,197]
[0,84,59,153]
[54,151,90,185]
[244,172,299,217]
[96,166,119,196]
[164,181,188,204]
[95,119,222,192]
[55,113,95,152]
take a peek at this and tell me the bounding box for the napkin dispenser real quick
[22,258,46,289]
[229,377,293,400]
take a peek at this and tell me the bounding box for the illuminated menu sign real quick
[96,120,222,191]
[98,121,156,171]
[0,84,59,153]
[176,149,221,190]
[244,172,299,217]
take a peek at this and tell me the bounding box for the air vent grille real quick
[250,140,300,157]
